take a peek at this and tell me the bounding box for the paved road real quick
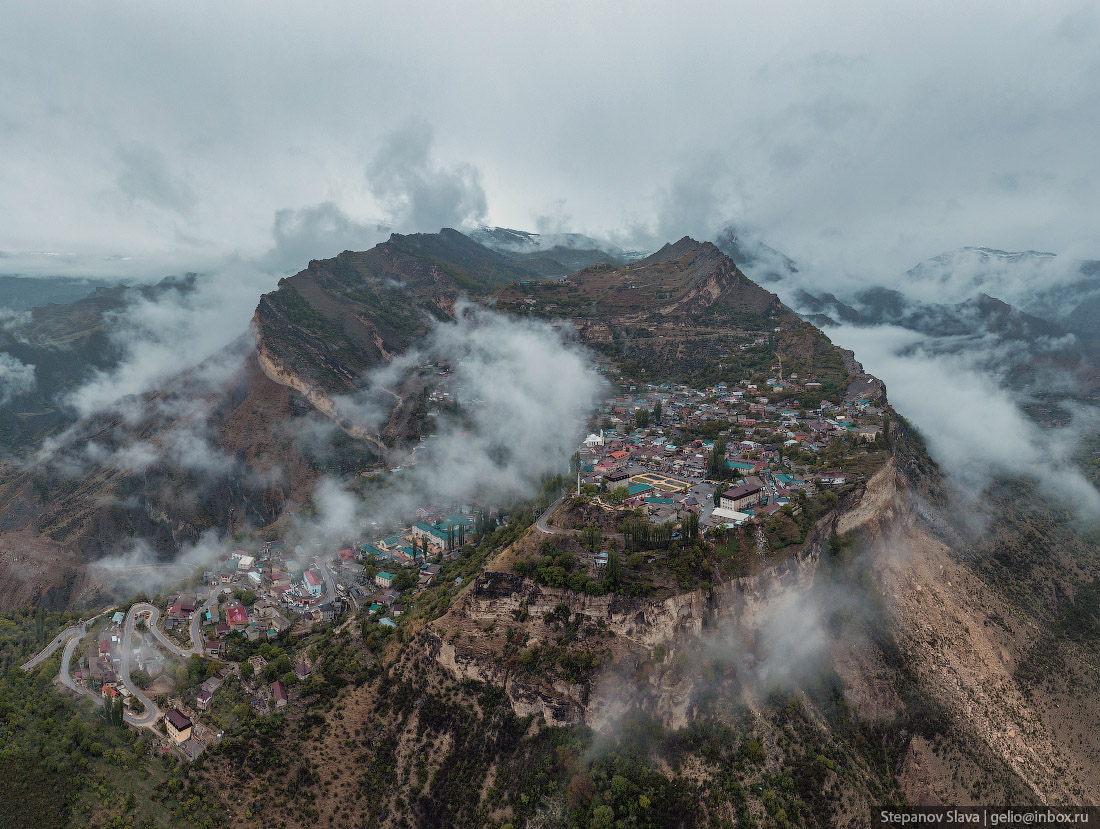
[58,632,106,709]
[133,592,218,659]
[111,594,218,729]
[20,601,214,731]
[119,603,161,726]
[46,617,157,728]
[535,495,567,534]
[21,606,117,672]
[21,623,86,671]
[316,560,338,606]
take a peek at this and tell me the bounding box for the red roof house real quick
[226,605,248,626]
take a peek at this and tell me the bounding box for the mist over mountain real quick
[1,216,1099,825]
[4,3,1100,824]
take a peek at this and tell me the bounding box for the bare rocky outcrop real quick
[429,455,1100,803]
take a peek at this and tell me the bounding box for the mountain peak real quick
[639,236,712,265]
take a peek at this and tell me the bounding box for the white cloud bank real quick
[308,302,606,542]
[830,324,1100,517]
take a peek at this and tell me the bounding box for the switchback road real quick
[21,623,86,671]
[21,606,116,671]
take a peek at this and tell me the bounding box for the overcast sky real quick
[2,1,1098,281]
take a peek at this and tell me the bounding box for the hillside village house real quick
[226,604,249,627]
[271,680,288,709]
[165,709,192,745]
[375,571,395,589]
[169,595,196,620]
[720,484,763,512]
[303,570,323,598]
[410,522,449,551]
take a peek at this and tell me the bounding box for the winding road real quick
[21,622,88,671]
[130,592,218,660]
[58,633,109,711]
[119,604,163,726]
[20,606,117,671]
[23,592,220,731]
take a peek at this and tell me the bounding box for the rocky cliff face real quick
[427,425,1100,804]
[427,492,842,728]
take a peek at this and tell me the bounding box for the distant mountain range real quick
[714,231,1100,404]
[467,226,641,277]
[716,234,1100,337]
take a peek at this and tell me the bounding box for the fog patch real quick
[89,530,229,598]
[588,564,868,744]
[832,324,1100,517]
[266,201,390,273]
[66,264,276,417]
[38,337,254,480]
[617,153,742,254]
[366,120,488,234]
[0,352,35,402]
[299,301,605,544]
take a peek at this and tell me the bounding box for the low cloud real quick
[617,153,743,254]
[89,530,230,598]
[39,336,255,482]
[830,324,1100,518]
[0,351,35,402]
[302,301,605,543]
[366,119,488,233]
[66,264,277,417]
[588,563,867,738]
[266,201,390,273]
[897,247,1097,320]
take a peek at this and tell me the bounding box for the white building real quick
[303,570,323,598]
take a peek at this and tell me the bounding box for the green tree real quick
[603,549,622,592]
[635,409,650,429]
[706,437,729,480]
[581,524,602,552]
[682,511,700,542]
[653,400,662,424]
[591,805,616,829]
